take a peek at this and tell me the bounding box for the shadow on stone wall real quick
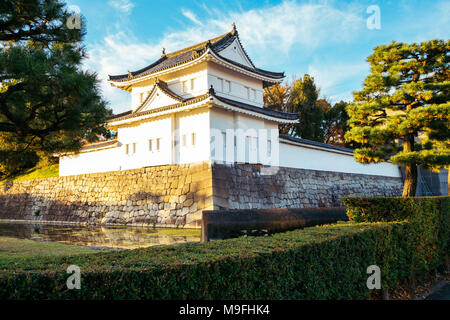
[0,162,213,228]
[211,163,403,210]
[0,162,404,228]
[0,189,211,228]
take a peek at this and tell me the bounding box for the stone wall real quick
[211,163,403,209]
[0,162,213,228]
[0,162,404,228]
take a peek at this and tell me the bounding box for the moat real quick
[0,221,200,250]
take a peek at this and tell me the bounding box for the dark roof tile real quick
[212,94,298,120]
[279,134,354,153]
[109,26,283,82]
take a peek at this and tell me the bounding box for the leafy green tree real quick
[290,74,324,141]
[346,40,450,197]
[0,0,111,176]
[263,82,293,135]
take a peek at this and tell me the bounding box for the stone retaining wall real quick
[212,163,403,209]
[0,162,403,228]
[0,162,213,228]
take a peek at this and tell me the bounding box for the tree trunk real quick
[403,163,418,197]
[402,135,418,197]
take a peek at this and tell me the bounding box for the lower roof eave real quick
[279,135,354,155]
[107,94,298,127]
[56,140,119,157]
[210,98,298,124]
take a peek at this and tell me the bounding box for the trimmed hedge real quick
[0,196,447,299]
[342,196,449,278]
[0,220,443,300]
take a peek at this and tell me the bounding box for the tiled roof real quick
[279,134,354,153]
[109,25,284,82]
[108,110,132,120]
[107,89,298,123]
[107,93,212,122]
[81,139,118,151]
[134,79,184,113]
[212,94,298,120]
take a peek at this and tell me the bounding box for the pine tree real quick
[323,100,351,147]
[345,40,450,197]
[0,0,111,176]
[291,74,324,141]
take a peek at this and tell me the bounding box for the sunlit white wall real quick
[279,141,401,177]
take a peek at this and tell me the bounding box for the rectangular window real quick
[125,144,129,155]
[217,78,224,92]
[245,86,250,99]
[190,78,195,91]
[132,143,136,154]
[191,133,196,146]
[182,81,188,93]
[252,89,256,100]
[149,139,153,151]
[225,80,231,93]
[267,140,272,157]
[156,138,160,151]
[182,134,187,147]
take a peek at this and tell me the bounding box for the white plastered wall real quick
[59,147,122,176]
[177,108,211,164]
[209,108,279,165]
[129,63,209,111]
[59,107,213,176]
[217,38,254,68]
[207,63,264,107]
[279,141,401,177]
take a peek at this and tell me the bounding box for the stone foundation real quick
[0,162,403,228]
[212,163,403,209]
[0,162,213,228]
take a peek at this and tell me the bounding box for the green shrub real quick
[342,196,449,277]
[0,221,441,300]
[0,197,447,299]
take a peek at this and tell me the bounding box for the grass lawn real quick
[1,164,59,182]
[0,236,96,264]
[10,164,59,181]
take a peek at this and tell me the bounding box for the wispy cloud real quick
[86,0,366,112]
[108,0,135,15]
[181,9,203,26]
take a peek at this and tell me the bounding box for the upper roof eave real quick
[108,25,284,86]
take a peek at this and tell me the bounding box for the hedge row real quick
[342,196,449,276]
[0,221,441,300]
[0,196,447,299]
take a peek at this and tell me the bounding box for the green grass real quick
[142,227,201,236]
[0,222,384,273]
[0,236,96,264]
[3,164,59,182]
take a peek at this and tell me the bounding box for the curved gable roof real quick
[134,79,185,113]
[109,24,284,83]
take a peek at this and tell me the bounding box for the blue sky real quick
[65,0,450,113]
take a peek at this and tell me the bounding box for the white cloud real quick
[86,0,366,112]
[229,1,363,54]
[181,9,203,26]
[108,0,134,14]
